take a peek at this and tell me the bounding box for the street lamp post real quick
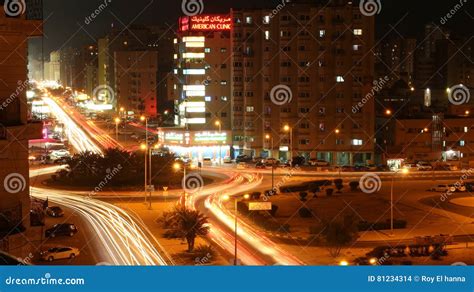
[284,125,293,165]
[223,194,250,265]
[390,168,408,236]
[265,134,275,192]
[141,143,148,205]
[114,117,120,142]
[215,121,222,165]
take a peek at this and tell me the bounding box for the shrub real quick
[358,219,407,231]
[299,207,313,218]
[326,188,334,196]
[334,179,344,193]
[349,181,359,191]
[299,192,308,202]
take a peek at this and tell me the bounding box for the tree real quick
[323,215,358,257]
[168,207,210,252]
[299,192,308,202]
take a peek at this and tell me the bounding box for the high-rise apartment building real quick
[0,2,43,249]
[230,0,375,164]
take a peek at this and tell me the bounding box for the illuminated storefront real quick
[158,128,231,162]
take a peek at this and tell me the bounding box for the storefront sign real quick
[180,15,232,32]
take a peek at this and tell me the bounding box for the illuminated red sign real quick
[179,15,232,32]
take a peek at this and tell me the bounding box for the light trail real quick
[43,97,103,155]
[188,171,305,265]
[30,168,173,266]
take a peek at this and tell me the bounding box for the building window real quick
[246,106,254,112]
[221,80,227,85]
[264,31,270,40]
[221,96,228,101]
[205,48,211,53]
[353,29,363,36]
[353,44,361,51]
[319,30,326,38]
[336,76,345,83]
[263,15,270,24]
[220,48,227,53]
[352,139,363,146]
[245,16,253,24]
[205,96,211,102]
[336,139,344,145]
[460,140,465,146]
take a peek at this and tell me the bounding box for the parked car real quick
[264,158,280,167]
[45,223,78,238]
[309,159,330,167]
[417,162,433,171]
[336,165,355,172]
[255,162,266,169]
[402,163,417,170]
[430,184,456,193]
[223,156,232,164]
[236,155,252,163]
[202,157,213,165]
[40,247,80,262]
[51,149,70,158]
[46,206,64,218]
[291,156,306,167]
[354,165,369,171]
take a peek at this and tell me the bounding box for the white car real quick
[40,247,80,262]
[51,149,70,158]
[417,162,433,171]
[430,184,456,193]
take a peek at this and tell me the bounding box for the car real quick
[402,163,417,170]
[354,165,370,171]
[40,247,80,262]
[45,223,78,238]
[264,158,280,167]
[430,184,456,193]
[46,206,64,218]
[291,156,306,167]
[223,156,232,164]
[417,162,433,171]
[236,155,252,163]
[202,157,213,165]
[255,162,266,169]
[51,149,70,158]
[336,165,355,172]
[309,159,330,167]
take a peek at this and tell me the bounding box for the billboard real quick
[180,15,232,32]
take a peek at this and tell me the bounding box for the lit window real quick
[353,44,361,51]
[205,96,211,102]
[183,53,205,59]
[460,140,465,146]
[221,96,228,101]
[263,15,270,24]
[245,16,253,24]
[204,48,211,53]
[220,80,227,85]
[319,30,325,38]
[246,106,254,112]
[336,76,345,83]
[183,69,205,75]
[464,127,468,133]
[264,31,270,40]
[352,139,363,146]
[353,29,363,36]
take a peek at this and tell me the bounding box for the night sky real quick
[32,0,473,58]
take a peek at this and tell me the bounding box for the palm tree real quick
[170,207,209,252]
